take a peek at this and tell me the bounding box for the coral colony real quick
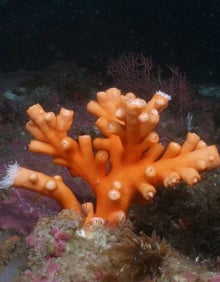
[1,88,220,224]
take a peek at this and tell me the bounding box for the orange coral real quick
[5,88,220,223]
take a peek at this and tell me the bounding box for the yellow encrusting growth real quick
[5,88,220,224]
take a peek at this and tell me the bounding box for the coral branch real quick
[2,164,82,213]
[25,104,106,186]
